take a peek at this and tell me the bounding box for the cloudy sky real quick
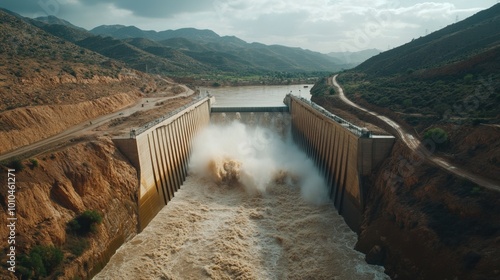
[1,0,497,53]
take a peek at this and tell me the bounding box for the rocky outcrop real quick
[356,141,500,279]
[0,93,139,154]
[0,137,138,279]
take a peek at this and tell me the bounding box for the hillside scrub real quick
[337,72,499,123]
[310,76,334,96]
[67,210,103,235]
[423,127,449,149]
[17,245,64,279]
[0,138,138,279]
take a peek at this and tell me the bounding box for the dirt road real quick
[331,74,500,191]
[0,85,195,162]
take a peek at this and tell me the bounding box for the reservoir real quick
[95,85,389,279]
[200,84,313,107]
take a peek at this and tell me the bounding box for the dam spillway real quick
[114,94,394,231]
[114,96,213,229]
[102,93,394,279]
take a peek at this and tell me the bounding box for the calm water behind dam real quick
[94,86,389,279]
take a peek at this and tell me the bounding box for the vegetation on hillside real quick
[0,10,145,112]
[67,210,103,236]
[338,70,499,122]
[312,4,500,183]
[17,245,64,279]
[26,16,343,78]
[310,76,335,96]
[317,4,500,129]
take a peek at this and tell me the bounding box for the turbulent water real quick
[95,120,389,279]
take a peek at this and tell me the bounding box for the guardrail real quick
[286,94,371,138]
[130,95,209,138]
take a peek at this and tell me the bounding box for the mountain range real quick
[327,49,381,68]
[0,11,373,77]
[355,4,500,77]
[334,3,499,123]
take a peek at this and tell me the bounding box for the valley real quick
[0,2,499,280]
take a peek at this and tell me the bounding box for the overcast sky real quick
[1,0,497,53]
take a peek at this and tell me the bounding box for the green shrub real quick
[29,159,39,168]
[8,158,24,171]
[68,210,103,235]
[17,245,64,279]
[65,236,89,256]
[423,127,449,149]
[464,74,473,84]
[402,99,413,107]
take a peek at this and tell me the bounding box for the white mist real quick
[189,119,329,205]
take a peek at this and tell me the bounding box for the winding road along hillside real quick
[331,74,500,192]
[0,84,194,162]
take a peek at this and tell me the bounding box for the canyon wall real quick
[357,141,500,279]
[0,93,139,154]
[0,137,138,279]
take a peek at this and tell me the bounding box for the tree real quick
[67,210,103,235]
[424,127,449,149]
[18,245,64,279]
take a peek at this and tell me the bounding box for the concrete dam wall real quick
[114,94,394,231]
[114,96,213,229]
[285,95,395,230]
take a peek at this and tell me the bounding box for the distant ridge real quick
[355,3,500,76]
[35,15,87,31]
[86,25,345,73]
[90,25,221,42]
[2,8,354,76]
[327,49,380,67]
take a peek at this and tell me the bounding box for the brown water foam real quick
[95,175,388,279]
[95,121,388,279]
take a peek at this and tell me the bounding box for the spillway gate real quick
[114,94,394,231]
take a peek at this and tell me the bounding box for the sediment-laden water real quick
[95,121,389,279]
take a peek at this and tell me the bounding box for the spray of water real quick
[189,119,329,205]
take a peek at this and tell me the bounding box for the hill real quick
[312,6,500,278]
[91,25,226,42]
[314,4,500,183]
[0,9,127,111]
[355,5,500,77]
[15,14,343,80]
[35,15,87,31]
[327,49,380,67]
[90,25,343,74]
[0,9,173,154]
[334,3,500,122]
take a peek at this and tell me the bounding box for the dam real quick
[105,93,395,278]
[114,94,394,231]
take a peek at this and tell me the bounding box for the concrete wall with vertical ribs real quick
[285,95,395,231]
[114,94,393,232]
[113,96,212,230]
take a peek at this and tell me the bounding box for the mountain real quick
[35,15,87,31]
[327,49,380,67]
[0,9,132,111]
[321,4,500,185]
[90,24,342,73]
[28,18,93,43]
[334,4,500,119]
[91,25,221,42]
[355,5,500,76]
[5,11,344,77]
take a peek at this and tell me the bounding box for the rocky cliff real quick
[0,92,139,155]
[0,137,138,279]
[357,141,500,279]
